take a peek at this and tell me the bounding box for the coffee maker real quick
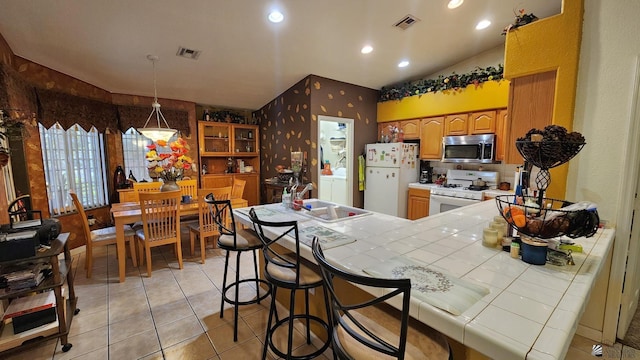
[419,160,433,184]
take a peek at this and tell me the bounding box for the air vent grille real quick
[394,14,420,30]
[176,47,201,60]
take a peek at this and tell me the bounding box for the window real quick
[122,128,152,182]
[122,128,177,182]
[39,123,108,215]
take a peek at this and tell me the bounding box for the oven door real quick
[429,194,480,216]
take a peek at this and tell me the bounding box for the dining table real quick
[110,197,248,282]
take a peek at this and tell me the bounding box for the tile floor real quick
[2,228,639,360]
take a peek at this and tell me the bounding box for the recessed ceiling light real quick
[398,60,410,68]
[268,10,284,23]
[361,45,373,54]
[447,0,464,9]
[476,19,491,30]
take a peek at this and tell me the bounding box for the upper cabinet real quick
[232,125,258,155]
[444,111,497,136]
[400,119,420,139]
[419,117,444,160]
[199,122,231,155]
[198,122,258,156]
[495,109,509,162]
[505,71,556,163]
[377,121,398,142]
[469,110,496,134]
[444,114,469,135]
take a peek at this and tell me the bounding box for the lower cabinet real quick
[319,176,348,205]
[407,188,430,220]
[202,173,260,206]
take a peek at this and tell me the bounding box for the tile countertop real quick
[234,199,615,360]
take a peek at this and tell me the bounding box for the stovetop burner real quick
[442,184,461,188]
[467,185,489,191]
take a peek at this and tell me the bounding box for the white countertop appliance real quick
[429,169,499,216]
[364,143,418,218]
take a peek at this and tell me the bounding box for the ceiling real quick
[0,0,561,111]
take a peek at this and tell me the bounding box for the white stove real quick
[430,186,486,201]
[429,170,499,215]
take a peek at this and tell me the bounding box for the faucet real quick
[337,149,347,168]
[296,183,313,199]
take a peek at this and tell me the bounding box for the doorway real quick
[318,115,354,206]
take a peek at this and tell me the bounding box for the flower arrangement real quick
[145,137,194,182]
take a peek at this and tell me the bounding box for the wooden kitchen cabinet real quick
[399,119,420,139]
[419,117,444,160]
[377,121,398,142]
[495,108,509,161]
[444,113,469,135]
[198,122,258,156]
[505,70,556,163]
[198,120,260,205]
[444,111,496,136]
[469,110,496,134]
[407,188,430,220]
[199,122,232,155]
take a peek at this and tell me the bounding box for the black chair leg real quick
[287,288,296,359]
[263,286,278,360]
[233,250,242,342]
[305,288,311,344]
[220,250,230,318]
[252,249,261,304]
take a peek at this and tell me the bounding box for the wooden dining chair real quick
[70,192,137,278]
[136,190,183,277]
[130,181,163,202]
[188,187,232,263]
[231,178,246,199]
[177,179,197,198]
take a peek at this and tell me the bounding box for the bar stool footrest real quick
[222,278,271,307]
[266,314,331,360]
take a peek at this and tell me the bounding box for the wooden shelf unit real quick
[197,120,260,206]
[0,233,77,354]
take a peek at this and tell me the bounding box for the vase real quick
[161,180,180,192]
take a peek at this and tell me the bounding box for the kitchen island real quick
[234,199,614,360]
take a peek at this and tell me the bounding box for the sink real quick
[332,167,347,177]
[300,200,371,223]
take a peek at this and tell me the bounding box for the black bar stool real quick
[311,237,451,360]
[249,208,331,360]
[208,197,271,342]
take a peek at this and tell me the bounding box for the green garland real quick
[379,64,504,102]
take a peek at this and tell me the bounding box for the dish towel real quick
[358,154,365,191]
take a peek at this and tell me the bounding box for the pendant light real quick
[137,55,177,142]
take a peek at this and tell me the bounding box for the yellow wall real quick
[377,80,509,122]
[504,0,583,199]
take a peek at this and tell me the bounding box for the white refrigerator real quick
[364,143,418,218]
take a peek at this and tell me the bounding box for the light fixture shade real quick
[138,128,177,143]
[136,55,178,142]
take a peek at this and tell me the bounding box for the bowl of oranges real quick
[495,195,577,239]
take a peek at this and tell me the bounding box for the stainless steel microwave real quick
[442,134,495,163]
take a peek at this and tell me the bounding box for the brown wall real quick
[255,75,378,208]
[0,34,198,249]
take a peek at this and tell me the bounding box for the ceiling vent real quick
[176,47,201,60]
[393,14,420,30]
